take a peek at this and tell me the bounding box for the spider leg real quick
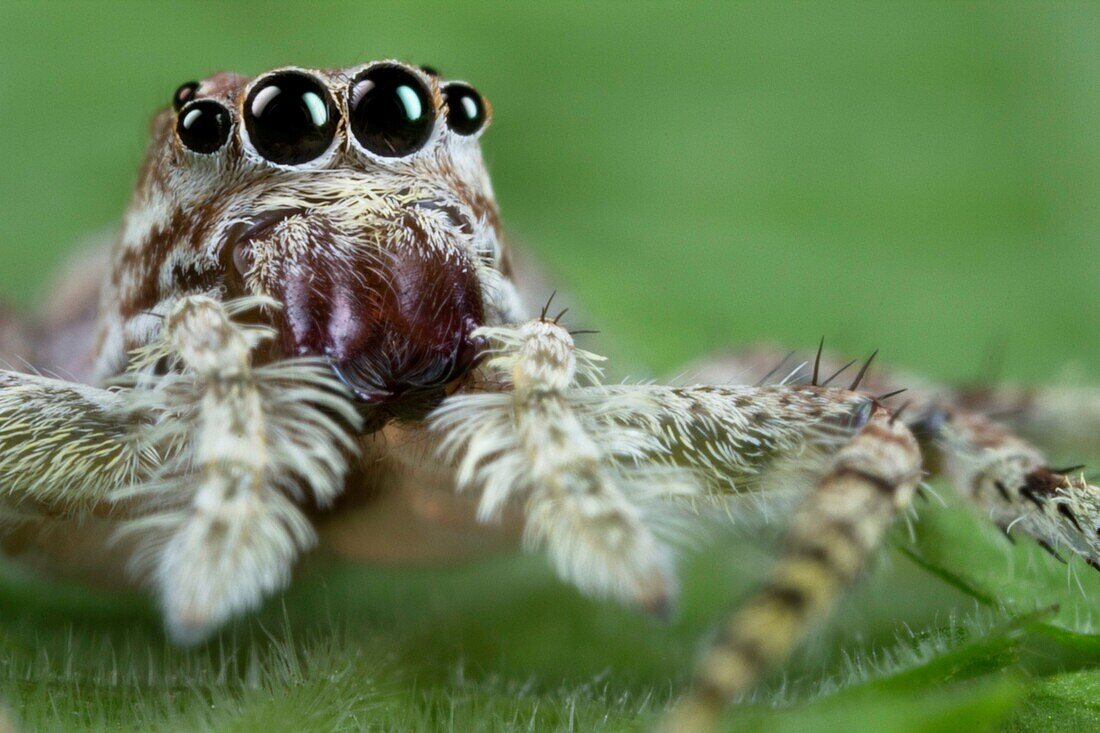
[684,342,1100,455]
[661,403,919,732]
[0,247,150,518]
[934,407,1100,567]
[433,320,686,613]
[0,295,360,642]
[0,371,154,516]
[687,344,1100,573]
[437,324,1100,730]
[953,384,1100,458]
[432,321,920,732]
[116,295,360,643]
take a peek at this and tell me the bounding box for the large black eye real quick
[443,83,487,136]
[176,100,231,154]
[349,65,434,157]
[244,71,338,165]
[173,81,200,111]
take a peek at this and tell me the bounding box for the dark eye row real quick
[174,65,487,163]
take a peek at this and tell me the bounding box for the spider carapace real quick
[0,62,1097,733]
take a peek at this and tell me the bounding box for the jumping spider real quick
[0,60,1096,732]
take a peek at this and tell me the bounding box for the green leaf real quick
[912,495,1100,630]
[721,679,1022,733]
[1002,670,1100,733]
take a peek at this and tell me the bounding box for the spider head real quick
[105,62,524,425]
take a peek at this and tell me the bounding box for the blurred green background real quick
[2,1,1100,731]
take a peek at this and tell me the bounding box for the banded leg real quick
[660,405,919,732]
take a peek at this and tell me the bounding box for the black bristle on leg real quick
[1057,503,1085,534]
[888,400,912,426]
[1037,539,1067,564]
[539,290,557,320]
[849,350,879,391]
[811,337,824,386]
[1019,485,1046,509]
[877,388,908,401]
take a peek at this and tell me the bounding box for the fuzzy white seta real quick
[433,320,696,615]
[431,320,878,615]
[114,295,360,644]
[0,372,156,513]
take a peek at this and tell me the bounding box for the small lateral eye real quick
[176,100,231,154]
[244,71,339,165]
[442,83,487,136]
[173,81,200,111]
[348,65,435,158]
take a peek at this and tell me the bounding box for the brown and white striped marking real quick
[662,405,920,732]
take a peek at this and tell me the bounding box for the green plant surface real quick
[2,1,1100,731]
